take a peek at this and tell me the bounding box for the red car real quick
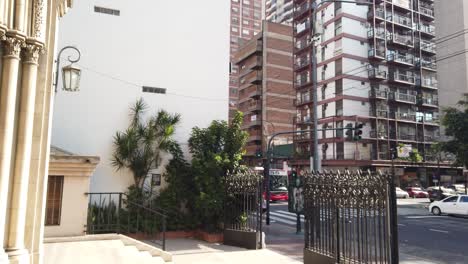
[264,187,289,202]
[406,187,429,198]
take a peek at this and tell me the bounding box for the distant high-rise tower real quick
[229,0,264,120]
[265,0,294,25]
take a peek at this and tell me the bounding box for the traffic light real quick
[255,150,262,158]
[354,123,364,141]
[345,123,354,140]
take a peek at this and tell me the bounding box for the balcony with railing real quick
[368,67,387,80]
[417,57,436,71]
[295,115,312,124]
[372,109,389,118]
[295,94,312,106]
[294,2,310,19]
[295,37,311,53]
[419,39,436,54]
[295,57,310,70]
[417,76,438,89]
[388,32,413,47]
[420,5,435,20]
[392,92,417,104]
[395,112,417,122]
[368,46,386,60]
[244,144,261,156]
[421,97,438,107]
[388,13,412,28]
[294,133,311,142]
[368,8,385,20]
[417,115,439,125]
[418,24,435,37]
[389,69,415,84]
[239,71,262,89]
[369,88,389,99]
[241,118,262,130]
[390,0,412,11]
[368,27,386,39]
[398,133,417,141]
[247,130,262,142]
[387,51,414,66]
[370,130,388,139]
[239,57,262,76]
[295,75,311,88]
[295,21,310,36]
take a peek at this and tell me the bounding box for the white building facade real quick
[52,0,230,193]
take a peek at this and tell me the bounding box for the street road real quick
[264,199,468,264]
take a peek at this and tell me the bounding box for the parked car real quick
[395,187,409,199]
[427,187,457,202]
[429,195,468,216]
[406,187,429,198]
[447,184,467,195]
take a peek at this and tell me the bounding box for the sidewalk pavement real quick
[166,238,301,264]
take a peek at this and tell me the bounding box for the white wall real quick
[52,0,230,192]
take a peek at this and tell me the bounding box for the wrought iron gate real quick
[304,170,398,264]
[224,170,263,249]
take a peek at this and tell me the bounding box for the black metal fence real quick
[304,170,398,264]
[224,170,263,249]
[86,192,167,250]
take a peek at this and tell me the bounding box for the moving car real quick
[429,195,468,216]
[406,187,429,198]
[427,186,457,202]
[396,187,409,199]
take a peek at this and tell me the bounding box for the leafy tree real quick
[441,97,468,168]
[188,111,248,232]
[111,98,181,191]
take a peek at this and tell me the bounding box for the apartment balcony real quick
[421,134,437,142]
[387,13,412,29]
[368,48,385,60]
[367,8,385,21]
[240,57,263,76]
[294,58,310,71]
[244,144,261,156]
[241,119,262,130]
[370,130,388,139]
[417,57,436,71]
[367,28,386,39]
[295,95,312,106]
[295,22,311,37]
[389,70,415,85]
[417,116,440,126]
[398,133,417,141]
[387,52,414,66]
[369,89,389,100]
[368,68,387,80]
[294,133,311,142]
[418,24,436,38]
[388,0,412,12]
[420,5,435,20]
[246,101,262,112]
[294,2,310,20]
[295,37,311,54]
[388,33,414,48]
[421,97,438,107]
[247,131,262,142]
[372,109,389,118]
[375,151,390,160]
[294,77,312,89]
[239,71,262,90]
[417,77,438,89]
[295,115,312,125]
[395,112,417,122]
[391,92,417,104]
[419,40,436,55]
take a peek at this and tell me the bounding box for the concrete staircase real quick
[44,234,172,264]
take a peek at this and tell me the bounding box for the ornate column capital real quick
[2,33,26,59]
[23,40,44,64]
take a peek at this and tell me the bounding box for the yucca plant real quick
[111,98,181,192]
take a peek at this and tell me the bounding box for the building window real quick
[243,29,250,35]
[243,0,251,5]
[232,27,239,32]
[243,20,250,25]
[232,7,239,13]
[94,6,120,16]
[151,174,161,186]
[142,86,166,94]
[45,176,64,226]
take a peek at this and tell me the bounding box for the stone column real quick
[0,32,24,264]
[6,40,42,264]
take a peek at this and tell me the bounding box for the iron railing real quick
[304,171,397,264]
[224,171,263,249]
[86,192,167,250]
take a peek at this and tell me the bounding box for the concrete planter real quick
[223,229,260,249]
[195,230,224,243]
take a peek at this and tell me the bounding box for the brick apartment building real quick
[234,21,295,167]
[229,0,264,121]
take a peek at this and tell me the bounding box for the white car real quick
[429,195,468,216]
[396,187,409,199]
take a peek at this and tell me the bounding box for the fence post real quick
[117,193,122,233]
[162,215,167,251]
[388,166,399,264]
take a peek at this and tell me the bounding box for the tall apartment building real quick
[292,0,452,187]
[435,0,468,112]
[229,0,264,120]
[266,0,294,25]
[234,21,295,167]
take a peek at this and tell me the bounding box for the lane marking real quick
[429,229,449,234]
[277,210,305,218]
[269,215,297,225]
[398,224,406,227]
[405,216,441,219]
